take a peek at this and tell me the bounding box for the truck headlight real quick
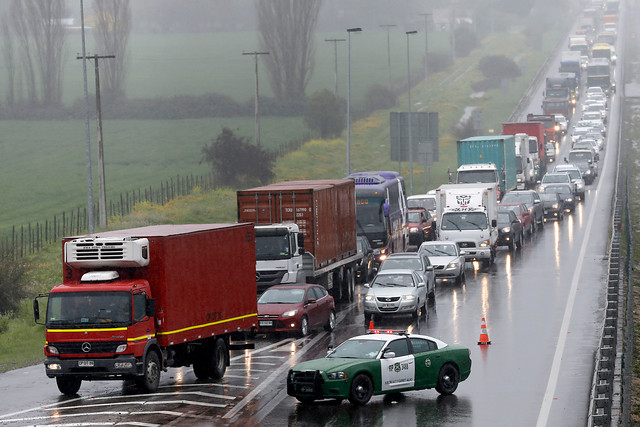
[479,240,490,248]
[327,371,348,379]
[116,344,128,353]
[282,309,298,318]
[552,203,559,209]
[47,345,59,355]
[566,198,573,202]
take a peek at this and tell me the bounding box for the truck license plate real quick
[78,360,94,367]
[259,320,273,327]
[301,385,314,393]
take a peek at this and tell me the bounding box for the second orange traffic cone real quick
[478,317,491,345]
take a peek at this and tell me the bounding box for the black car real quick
[543,183,576,212]
[496,211,523,251]
[539,191,564,221]
[500,190,544,231]
[356,236,375,283]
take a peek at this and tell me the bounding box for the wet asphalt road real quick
[0,11,626,427]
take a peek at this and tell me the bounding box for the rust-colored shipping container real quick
[237,179,357,270]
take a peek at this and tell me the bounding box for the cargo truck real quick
[456,135,517,199]
[237,179,362,301]
[513,133,534,189]
[435,183,498,267]
[559,51,581,80]
[502,121,546,182]
[33,224,257,395]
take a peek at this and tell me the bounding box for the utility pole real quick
[79,0,94,233]
[379,25,396,91]
[77,53,115,228]
[243,51,269,148]
[419,13,432,79]
[324,38,345,96]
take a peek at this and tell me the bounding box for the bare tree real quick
[1,16,15,107]
[93,0,131,100]
[7,0,67,107]
[256,0,322,102]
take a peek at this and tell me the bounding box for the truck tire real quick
[136,351,161,393]
[210,338,228,379]
[56,376,82,395]
[342,268,354,302]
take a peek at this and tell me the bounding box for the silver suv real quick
[553,164,586,201]
[500,190,545,231]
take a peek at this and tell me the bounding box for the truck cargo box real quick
[63,224,257,348]
[237,179,357,271]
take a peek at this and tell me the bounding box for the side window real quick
[315,286,328,299]
[133,293,147,323]
[385,338,410,357]
[310,286,322,300]
[410,338,437,353]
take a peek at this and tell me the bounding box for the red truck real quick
[502,121,547,182]
[237,179,362,300]
[34,224,257,395]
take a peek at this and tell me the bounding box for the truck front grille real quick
[458,242,476,248]
[53,341,126,355]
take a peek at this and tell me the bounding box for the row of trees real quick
[1,0,131,109]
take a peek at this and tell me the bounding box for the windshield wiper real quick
[444,219,461,231]
[466,221,485,230]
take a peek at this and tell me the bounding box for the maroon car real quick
[498,202,534,235]
[257,284,336,336]
[407,208,435,247]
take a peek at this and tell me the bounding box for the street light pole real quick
[243,51,269,148]
[379,24,396,91]
[406,30,418,196]
[325,38,345,96]
[79,0,94,233]
[419,13,432,79]
[346,27,362,176]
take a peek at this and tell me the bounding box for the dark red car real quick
[498,202,533,235]
[257,284,335,336]
[407,208,435,247]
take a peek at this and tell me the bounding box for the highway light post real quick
[243,51,269,148]
[79,0,94,233]
[406,30,417,195]
[419,13,432,79]
[379,24,396,91]
[324,38,345,96]
[346,27,361,176]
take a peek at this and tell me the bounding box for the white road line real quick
[158,382,250,390]
[230,338,293,361]
[223,300,356,420]
[536,112,613,425]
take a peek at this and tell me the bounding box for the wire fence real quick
[0,172,216,259]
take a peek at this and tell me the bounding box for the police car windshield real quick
[328,339,385,359]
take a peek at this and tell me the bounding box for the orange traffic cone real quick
[368,319,375,330]
[478,317,491,345]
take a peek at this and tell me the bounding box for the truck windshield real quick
[441,212,488,230]
[255,234,292,260]
[457,170,498,184]
[47,291,131,328]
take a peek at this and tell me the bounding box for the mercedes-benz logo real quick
[256,272,261,281]
[81,342,91,353]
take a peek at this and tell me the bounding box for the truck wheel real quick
[342,269,354,302]
[210,338,228,380]
[56,376,82,395]
[136,351,161,393]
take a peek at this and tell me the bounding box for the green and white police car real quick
[286,331,472,405]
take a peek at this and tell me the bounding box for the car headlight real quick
[566,198,573,202]
[282,309,298,318]
[555,125,560,131]
[402,294,416,301]
[517,178,523,183]
[552,203,559,209]
[446,262,459,270]
[584,170,592,175]
[409,227,419,233]
[327,371,348,380]
[501,227,511,233]
[365,295,374,302]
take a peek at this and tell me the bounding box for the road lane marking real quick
[536,97,617,426]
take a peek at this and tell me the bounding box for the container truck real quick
[33,224,258,395]
[456,135,517,199]
[513,133,534,189]
[237,179,362,301]
[502,121,546,182]
[435,183,498,267]
[559,51,581,80]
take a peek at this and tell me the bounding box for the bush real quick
[303,89,345,138]
[427,52,453,74]
[362,84,396,114]
[478,55,522,80]
[201,127,275,188]
[0,251,28,314]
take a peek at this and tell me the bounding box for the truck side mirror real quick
[33,299,40,322]
[297,233,305,254]
[146,298,155,318]
[491,219,497,228]
[383,201,390,217]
